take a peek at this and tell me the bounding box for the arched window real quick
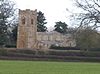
[31,19,33,24]
[22,18,25,24]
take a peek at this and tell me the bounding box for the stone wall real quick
[37,31,76,49]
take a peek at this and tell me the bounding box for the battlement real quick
[19,9,37,15]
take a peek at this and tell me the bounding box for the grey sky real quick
[14,0,74,30]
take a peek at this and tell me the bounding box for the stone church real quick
[17,9,76,49]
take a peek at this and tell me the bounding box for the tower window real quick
[31,19,33,24]
[22,18,25,24]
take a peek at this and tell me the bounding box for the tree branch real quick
[93,0,100,7]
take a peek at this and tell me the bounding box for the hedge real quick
[0,48,100,62]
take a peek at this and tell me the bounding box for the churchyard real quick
[0,0,100,73]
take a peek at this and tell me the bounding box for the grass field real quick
[0,60,100,74]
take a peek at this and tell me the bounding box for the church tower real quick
[17,9,37,49]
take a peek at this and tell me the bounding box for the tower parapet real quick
[17,9,37,49]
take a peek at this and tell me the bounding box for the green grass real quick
[0,60,100,74]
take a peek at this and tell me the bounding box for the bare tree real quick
[76,27,100,50]
[0,0,17,45]
[70,0,100,30]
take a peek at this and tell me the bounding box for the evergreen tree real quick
[54,21,68,34]
[37,11,47,32]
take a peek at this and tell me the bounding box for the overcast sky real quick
[14,0,74,30]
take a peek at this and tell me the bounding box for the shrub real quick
[5,44,16,48]
[88,48,100,51]
[50,45,80,50]
[9,49,36,55]
[0,49,8,56]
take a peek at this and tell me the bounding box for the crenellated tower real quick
[17,9,37,49]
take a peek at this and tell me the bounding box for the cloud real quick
[14,0,73,29]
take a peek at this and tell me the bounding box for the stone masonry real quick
[17,9,76,49]
[17,9,37,48]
